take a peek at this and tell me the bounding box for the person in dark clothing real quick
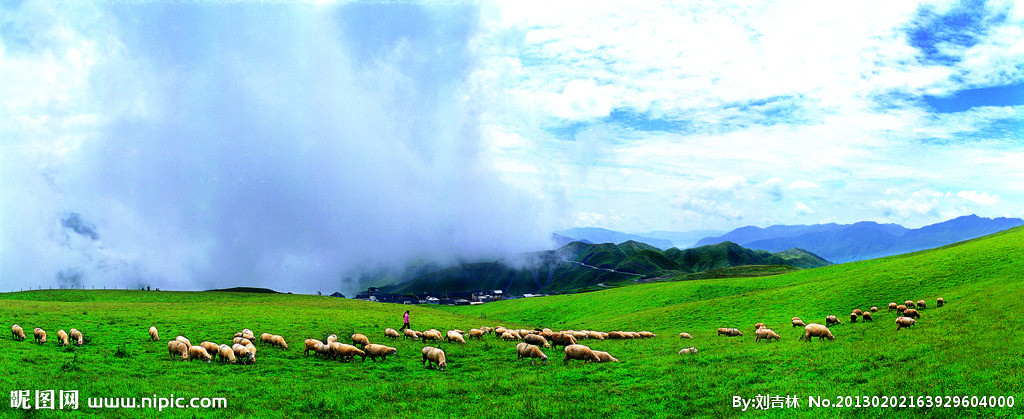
[399,310,411,331]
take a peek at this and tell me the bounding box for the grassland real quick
[2,228,1023,418]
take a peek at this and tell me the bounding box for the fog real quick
[0,3,555,294]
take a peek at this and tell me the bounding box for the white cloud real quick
[550,79,615,121]
[790,180,818,190]
[795,202,813,215]
[957,191,1000,206]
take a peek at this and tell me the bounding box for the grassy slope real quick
[1,228,1022,418]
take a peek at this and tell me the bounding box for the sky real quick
[1,1,1022,293]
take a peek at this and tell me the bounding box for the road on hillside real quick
[560,260,644,277]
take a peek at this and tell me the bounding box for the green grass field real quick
[2,227,1023,418]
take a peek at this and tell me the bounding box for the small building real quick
[329,292,346,298]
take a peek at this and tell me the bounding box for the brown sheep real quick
[716,328,743,337]
[304,339,324,356]
[149,326,159,341]
[888,302,898,311]
[446,330,466,344]
[862,312,873,322]
[218,344,236,364]
[245,343,258,364]
[421,330,443,343]
[500,331,517,341]
[175,336,191,347]
[549,333,578,349]
[11,324,26,341]
[422,347,447,371]
[896,304,907,314]
[232,343,253,364]
[850,312,859,323]
[260,332,273,344]
[754,328,781,342]
[33,328,47,344]
[188,345,213,363]
[200,341,219,357]
[802,324,834,341]
[69,328,82,345]
[895,317,917,331]
[57,330,69,346]
[936,297,945,307]
[313,342,331,358]
[587,331,604,340]
[271,335,288,349]
[593,350,618,363]
[384,328,400,339]
[168,340,189,360]
[363,344,398,362]
[562,344,600,364]
[326,334,339,345]
[904,300,915,308]
[524,334,550,348]
[403,329,420,340]
[852,308,863,316]
[679,332,693,339]
[516,342,548,364]
[792,318,806,328]
[352,333,370,347]
[870,306,878,313]
[608,331,629,339]
[468,329,484,340]
[825,315,841,326]
[639,331,656,339]
[902,308,920,319]
[916,300,927,309]
[329,343,365,362]
[753,323,765,331]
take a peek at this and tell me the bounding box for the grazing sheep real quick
[241,330,255,342]
[853,308,863,316]
[168,341,190,360]
[218,344,237,364]
[260,333,273,344]
[678,347,698,355]
[593,350,618,363]
[896,305,907,314]
[326,334,338,344]
[384,328,400,339]
[175,336,191,347]
[754,328,781,342]
[549,333,578,349]
[753,323,765,331]
[468,329,484,340]
[33,328,46,344]
[524,334,550,348]
[68,328,82,345]
[446,330,466,344]
[200,341,219,356]
[149,326,159,341]
[188,346,213,363]
[481,327,494,334]
[304,339,324,356]
[802,324,834,341]
[515,342,548,364]
[234,332,243,338]
[562,344,600,364]
[717,328,743,337]
[902,308,920,319]
[862,312,873,322]
[421,330,443,343]
[270,335,288,349]
[352,333,370,347]
[499,331,517,341]
[587,331,604,340]
[245,343,258,364]
[888,302,898,311]
[639,331,656,339]
[571,331,588,341]
[11,324,26,341]
[363,344,398,362]
[825,315,842,326]
[936,297,945,307]
[916,300,927,309]
[850,313,858,323]
[679,332,693,339]
[233,337,252,346]
[422,347,447,371]
[313,342,331,359]
[608,331,628,340]
[494,327,508,336]
[329,343,364,362]
[792,319,806,328]
[403,329,420,340]
[904,300,915,308]
[870,306,878,313]
[895,317,917,331]
[232,343,253,364]
[57,330,69,346]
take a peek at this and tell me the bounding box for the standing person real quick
[399,310,411,331]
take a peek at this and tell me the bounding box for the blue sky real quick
[1,1,1022,292]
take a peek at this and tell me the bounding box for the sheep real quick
[218,344,236,364]
[11,324,25,341]
[67,328,81,345]
[895,317,917,331]
[421,330,443,343]
[326,334,338,344]
[232,343,253,364]
[862,312,874,322]
[494,326,508,336]
[549,333,577,349]
[234,332,243,338]
[233,337,252,346]
[329,343,364,362]
[716,328,743,337]
[850,312,858,323]
[562,344,600,364]
[500,331,518,341]
[853,308,863,316]
[679,332,693,339]
[515,342,548,364]
[904,300,915,308]
[802,323,834,341]
[422,347,447,371]
[304,339,323,356]
[403,329,420,340]
[313,342,331,358]
[271,335,288,349]
[572,331,588,340]
[888,302,898,311]
[825,315,841,326]
[639,331,656,338]
[870,306,878,313]
[599,332,610,340]
[363,344,398,362]
[260,332,273,344]
[936,297,945,307]
[754,328,781,342]
[678,347,698,355]
[587,331,605,340]
[481,326,494,334]
[902,308,920,319]
[593,350,618,363]
[149,326,159,341]
[507,330,523,340]
[384,328,400,339]
[468,329,484,340]
[168,341,190,360]
[245,343,258,364]
[792,318,806,327]
[352,333,370,347]
[446,331,466,344]
[200,341,219,356]
[896,304,907,314]
[608,331,628,339]
[241,330,255,342]
[175,336,191,347]
[916,300,927,309]
[524,334,550,348]
[33,328,46,344]
[753,322,765,331]
[188,345,213,363]
[57,330,69,346]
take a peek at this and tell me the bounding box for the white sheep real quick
[188,345,213,363]
[57,330,70,346]
[515,342,548,364]
[593,350,618,363]
[754,328,781,342]
[11,324,26,341]
[69,328,83,346]
[218,344,236,364]
[304,339,324,356]
[422,347,447,371]
[168,341,189,360]
[446,330,466,344]
[33,328,46,344]
[175,336,191,347]
[363,344,398,362]
[563,344,600,364]
[679,332,693,339]
[149,326,159,341]
[802,324,834,341]
[678,347,698,355]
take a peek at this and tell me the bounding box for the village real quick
[336,287,548,306]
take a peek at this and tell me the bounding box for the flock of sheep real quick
[10,324,83,346]
[10,296,943,370]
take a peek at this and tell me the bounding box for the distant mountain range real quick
[381,240,830,295]
[695,214,1024,263]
